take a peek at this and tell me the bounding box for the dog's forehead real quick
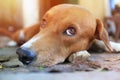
[44,4,95,20]
[42,4,96,31]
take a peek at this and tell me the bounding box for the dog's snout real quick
[16,47,36,65]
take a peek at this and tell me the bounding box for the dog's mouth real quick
[18,55,34,65]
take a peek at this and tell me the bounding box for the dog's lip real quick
[18,55,36,65]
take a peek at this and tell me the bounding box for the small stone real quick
[0,64,3,69]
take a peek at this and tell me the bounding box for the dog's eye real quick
[64,27,76,36]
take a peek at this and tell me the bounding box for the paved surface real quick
[1,47,120,80]
[1,71,120,80]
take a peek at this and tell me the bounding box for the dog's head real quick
[16,4,113,66]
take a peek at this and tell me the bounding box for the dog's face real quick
[17,4,112,66]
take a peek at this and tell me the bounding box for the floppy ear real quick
[94,19,113,52]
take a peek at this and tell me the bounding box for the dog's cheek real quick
[62,37,78,48]
[69,39,90,53]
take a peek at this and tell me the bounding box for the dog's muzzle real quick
[16,47,36,65]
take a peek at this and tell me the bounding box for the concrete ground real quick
[1,47,120,80]
[1,71,120,80]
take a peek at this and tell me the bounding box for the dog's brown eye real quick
[64,27,76,36]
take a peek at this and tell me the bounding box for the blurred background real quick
[0,0,120,47]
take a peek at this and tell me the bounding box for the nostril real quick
[16,47,36,65]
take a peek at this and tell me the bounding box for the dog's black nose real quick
[16,47,36,65]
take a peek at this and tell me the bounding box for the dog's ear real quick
[94,19,113,52]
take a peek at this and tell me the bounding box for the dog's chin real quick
[27,57,66,67]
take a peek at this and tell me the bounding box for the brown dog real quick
[16,4,120,67]
[0,23,40,45]
[112,13,120,42]
[104,13,120,42]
